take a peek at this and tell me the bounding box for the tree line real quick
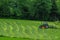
[0,0,60,21]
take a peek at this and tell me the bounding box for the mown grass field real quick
[0,19,60,40]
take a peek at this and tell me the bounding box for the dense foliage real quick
[0,0,60,21]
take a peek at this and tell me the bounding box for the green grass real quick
[0,19,60,40]
[0,37,33,40]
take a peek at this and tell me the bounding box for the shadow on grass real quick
[0,35,34,40]
[0,17,59,22]
[48,26,58,29]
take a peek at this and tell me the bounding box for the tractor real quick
[39,22,57,29]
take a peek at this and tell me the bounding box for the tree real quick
[50,0,59,21]
[33,0,52,20]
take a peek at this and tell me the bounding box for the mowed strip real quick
[0,19,60,39]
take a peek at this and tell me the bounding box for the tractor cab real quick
[39,22,49,29]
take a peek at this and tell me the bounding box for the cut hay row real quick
[0,19,60,40]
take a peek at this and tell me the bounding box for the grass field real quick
[0,19,60,40]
